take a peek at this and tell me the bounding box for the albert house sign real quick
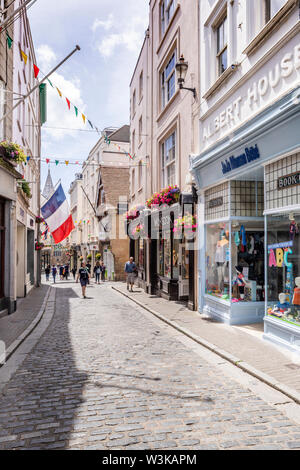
[278,172,300,190]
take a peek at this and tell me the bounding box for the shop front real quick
[192,85,300,332]
[127,211,149,291]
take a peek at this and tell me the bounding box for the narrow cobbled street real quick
[1,281,300,450]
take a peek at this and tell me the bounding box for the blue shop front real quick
[191,86,300,354]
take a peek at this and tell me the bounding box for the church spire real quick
[42,168,54,200]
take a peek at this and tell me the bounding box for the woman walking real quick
[100,261,106,283]
[94,262,101,284]
[71,267,76,280]
[52,265,57,284]
[45,265,50,282]
[76,262,90,298]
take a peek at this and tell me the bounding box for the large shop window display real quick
[206,222,265,302]
[267,213,300,327]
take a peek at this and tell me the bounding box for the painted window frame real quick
[216,14,228,77]
[160,50,176,110]
[161,130,176,188]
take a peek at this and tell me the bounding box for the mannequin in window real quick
[235,265,250,301]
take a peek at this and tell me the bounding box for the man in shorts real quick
[76,262,90,298]
[124,257,137,292]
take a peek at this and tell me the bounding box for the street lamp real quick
[175,55,196,99]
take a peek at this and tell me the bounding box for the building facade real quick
[191,0,300,353]
[128,0,200,309]
[0,1,23,315]
[95,126,130,281]
[69,173,83,270]
[13,0,41,299]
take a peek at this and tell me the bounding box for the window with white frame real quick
[132,168,135,195]
[265,0,287,22]
[161,51,176,109]
[161,131,176,187]
[139,70,143,101]
[132,130,135,156]
[216,15,228,77]
[132,90,136,117]
[138,116,142,144]
[138,160,143,189]
[160,0,177,35]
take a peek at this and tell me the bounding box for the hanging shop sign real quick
[209,197,223,209]
[221,144,260,175]
[278,172,300,190]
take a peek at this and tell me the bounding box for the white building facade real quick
[13,0,41,298]
[191,0,300,353]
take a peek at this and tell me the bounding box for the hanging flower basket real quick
[87,254,92,261]
[36,216,44,224]
[146,185,180,209]
[35,242,44,251]
[0,141,27,166]
[95,253,101,260]
[21,181,32,199]
[174,214,197,235]
[79,255,83,261]
[126,204,145,221]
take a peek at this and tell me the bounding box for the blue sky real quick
[27,0,149,195]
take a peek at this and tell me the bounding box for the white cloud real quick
[95,16,147,58]
[92,14,114,32]
[36,44,57,70]
[37,45,87,141]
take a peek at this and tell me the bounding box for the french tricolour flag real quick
[41,183,74,244]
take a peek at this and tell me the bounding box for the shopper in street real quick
[64,264,69,280]
[45,265,50,282]
[100,261,106,283]
[71,267,76,280]
[52,265,57,284]
[124,257,137,292]
[59,265,64,280]
[94,262,101,284]
[76,262,90,298]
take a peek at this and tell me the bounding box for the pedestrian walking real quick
[52,265,57,284]
[59,265,64,280]
[76,262,90,298]
[64,264,69,280]
[71,267,76,280]
[45,264,50,282]
[94,262,101,284]
[100,261,106,283]
[124,257,137,292]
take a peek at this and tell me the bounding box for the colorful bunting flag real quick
[88,120,93,129]
[46,158,50,164]
[74,106,78,116]
[82,114,86,124]
[26,156,30,162]
[65,161,69,166]
[20,49,28,64]
[33,64,40,79]
[66,98,71,110]
[47,78,54,88]
[6,33,13,49]
[56,88,62,97]
[55,160,59,166]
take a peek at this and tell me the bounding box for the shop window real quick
[265,0,287,23]
[265,153,300,212]
[0,199,5,299]
[206,223,230,300]
[158,235,172,279]
[139,239,144,268]
[160,0,177,36]
[205,182,229,221]
[231,181,264,217]
[231,223,265,302]
[161,131,176,187]
[173,238,179,280]
[267,213,300,327]
[216,15,227,77]
[161,51,176,109]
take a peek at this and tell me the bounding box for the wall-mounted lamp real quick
[175,55,196,99]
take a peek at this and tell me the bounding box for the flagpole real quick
[0,0,35,30]
[0,45,81,125]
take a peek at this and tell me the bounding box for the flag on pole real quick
[41,183,74,244]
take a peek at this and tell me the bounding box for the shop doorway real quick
[179,244,189,298]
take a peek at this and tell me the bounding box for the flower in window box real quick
[0,141,27,165]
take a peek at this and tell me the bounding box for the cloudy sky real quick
[27,0,149,195]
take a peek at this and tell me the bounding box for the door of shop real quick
[179,244,189,298]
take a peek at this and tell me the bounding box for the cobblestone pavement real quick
[0,281,300,450]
